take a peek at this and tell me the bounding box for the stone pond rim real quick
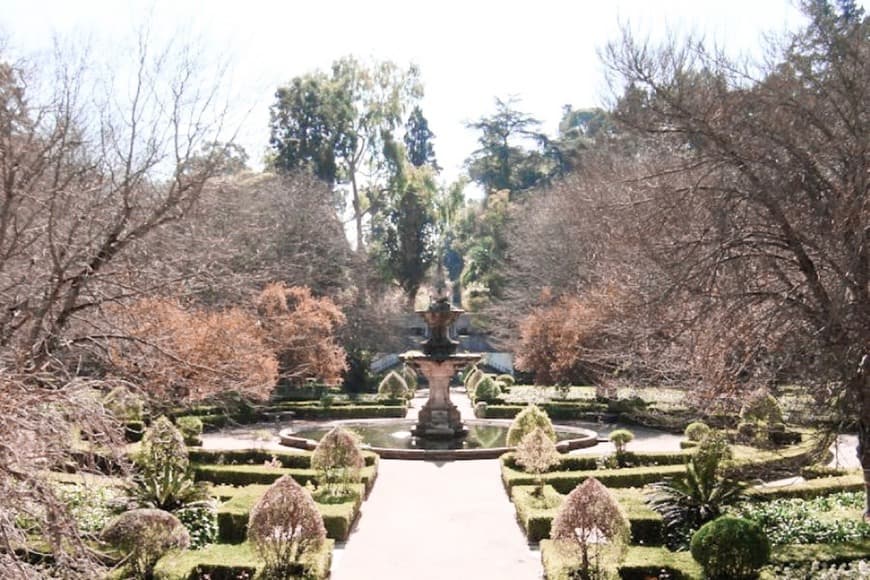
[278,419,599,460]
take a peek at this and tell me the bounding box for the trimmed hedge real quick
[179,403,406,431]
[481,402,610,420]
[215,483,364,543]
[540,541,702,580]
[748,473,863,500]
[193,463,378,492]
[188,448,378,469]
[502,462,687,493]
[511,485,663,545]
[503,450,693,473]
[153,539,334,580]
[768,539,870,568]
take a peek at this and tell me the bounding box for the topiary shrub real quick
[176,416,203,447]
[685,421,711,443]
[464,367,485,390]
[609,429,634,454]
[101,508,190,578]
[133,416,205,511]
[551,477,630,579]
[690,516,770,580]
[507,404,556,446]
[377,370,408,400]
[310,426,364,497]
[497,374,515,388]
[247,475,326,578]
[473,376,502,403]
[739,391,784,425]
[401,365,418,394]
[515,427,561,497]
[103,385,145,421]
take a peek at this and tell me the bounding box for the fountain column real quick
[401,297,479,439]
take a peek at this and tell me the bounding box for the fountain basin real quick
[279,418,598,460]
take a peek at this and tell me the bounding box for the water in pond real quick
[289,421,586,451]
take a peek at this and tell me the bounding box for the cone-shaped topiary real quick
[464,367,485,390]
[247,475,326,577]
[101,508,190,578]
[378,370,408,400]
[311,426,364,496]
[690,516,770,580]
[138,416,188,475]
[515,427,561,496]
[739,390,783,424]
[551,477,630,578]
[401,365,418,392]
[507,404,555,446]
[473,376,502,403]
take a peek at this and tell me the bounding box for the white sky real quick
[0,0,834,186]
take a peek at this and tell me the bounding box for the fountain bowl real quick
[279,418,598,460]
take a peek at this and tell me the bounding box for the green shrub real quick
[497,373,515,386]
[101,508,190,578]
[134,416,207,511]
[685,421,711,442]
[103,386,145,421]
[507,404,555,446]
[377,371,408,400]
[175,416,203,447]
[173,499,218,549]
[515,427,561,496]
[247,475,326,578]
[311,426,364,497]
[609,429,635,454]
[464,367,485,390]
[690,516,769,579]
[473,376,502,403]
[739,391,783,424]
[402,365,418,393]
[648,431,744,549]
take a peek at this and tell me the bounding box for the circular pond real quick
[278,419,599,459]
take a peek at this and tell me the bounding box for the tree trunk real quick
[855,355,870,521]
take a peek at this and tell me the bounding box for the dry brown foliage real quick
[108,298,278,403]
[0,373,126,576]
[256,283,347,385]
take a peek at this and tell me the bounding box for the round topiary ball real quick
[690,516,770,580]
[685,421,711,443]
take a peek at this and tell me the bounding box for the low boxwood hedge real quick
[767,539,870,568]
[502,462,687,493]
[193,463,378,492]
[189,448,378,469]
[540,541,702,580]
[502,450,693,473]
[153,539,334,580]
[511,485,663,545]
[480,402,609,420]
[749,473,863,500]
[215,483,364,543]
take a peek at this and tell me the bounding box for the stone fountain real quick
[401,296,479,439]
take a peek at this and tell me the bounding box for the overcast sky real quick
[0,0,832,187]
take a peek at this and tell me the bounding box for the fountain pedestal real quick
[401,297,479,440]
[403,355,480,438]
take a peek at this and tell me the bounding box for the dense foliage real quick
[690,516,770,580]
[101,509,190,579]
[507,404,556,446]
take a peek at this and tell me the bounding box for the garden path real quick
[330,457,542,580]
